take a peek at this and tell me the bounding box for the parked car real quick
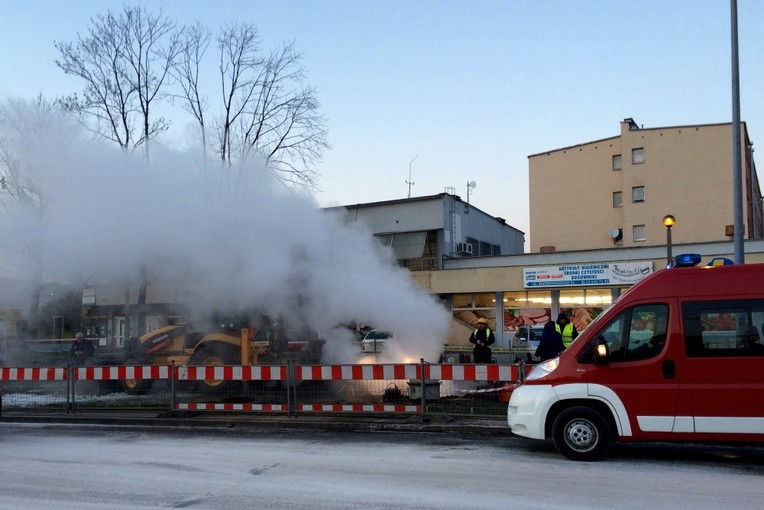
[361,330,391,353]
[511,325,544,361]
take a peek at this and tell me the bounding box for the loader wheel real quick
[189,343,241,395]
[121,359,154,395]
[121,377,154,395]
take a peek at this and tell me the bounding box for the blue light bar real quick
[674,253,702,267]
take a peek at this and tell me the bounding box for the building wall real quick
[529,120,759,252]
[338,199,445,233]
[442,194,525,256]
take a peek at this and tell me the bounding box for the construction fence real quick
[0,360,530,418]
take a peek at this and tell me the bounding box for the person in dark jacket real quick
[70,332,95,366]
[469,318,496,363]
[535,320,565,362]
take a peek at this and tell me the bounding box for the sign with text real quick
[523,261,653,288]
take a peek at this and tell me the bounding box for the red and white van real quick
[507,255,764,460]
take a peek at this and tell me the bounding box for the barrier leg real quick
[286,361,297,417]
[66,362,73,414]
[419,358,430,423]
[170,361,176,412]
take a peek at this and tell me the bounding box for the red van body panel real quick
[508,263,764,449]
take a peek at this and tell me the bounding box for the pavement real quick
[0,408,512,436]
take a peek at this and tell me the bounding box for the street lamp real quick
[663,214,676,266]
[406,155,419,198]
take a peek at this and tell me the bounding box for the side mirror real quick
[592,336,610,365]
[580,335,609,364]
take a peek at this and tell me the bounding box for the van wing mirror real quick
[591,336,610,365]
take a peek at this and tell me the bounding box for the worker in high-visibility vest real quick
[469,317,496,363]
[555,312,579,349]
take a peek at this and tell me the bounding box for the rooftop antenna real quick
[406,155,419,198]
[466,180,477,204]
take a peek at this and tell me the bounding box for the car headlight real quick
[526,357,560,381]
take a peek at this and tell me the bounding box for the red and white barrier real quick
[177,365,286,382]
[1,362,526,416]
[0,367,67,381]
[177,403,288,412]
[0,363,521,383]
[73,366,172,381]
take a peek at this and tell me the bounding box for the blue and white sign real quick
[523,261,653,288]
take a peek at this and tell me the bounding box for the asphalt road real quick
[0,422,762,509]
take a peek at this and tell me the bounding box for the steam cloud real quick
[0,100,450,363]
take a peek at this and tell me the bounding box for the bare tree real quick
[0,97,61,328]
[120,7,183,159]
[55,6,182,157]
[215,22,265,164]
[0,97,53,215]
[176,21,328,189]
[173,22,212,154]
[236,42,327,189]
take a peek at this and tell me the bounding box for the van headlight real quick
[526,357,560,381]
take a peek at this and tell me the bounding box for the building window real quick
[632,186,645,203]
[612,154,622,170]
[632,147,645,164]
[613,191,622,208]
[633,224,646,242]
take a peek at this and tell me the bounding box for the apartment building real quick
[528,118,763,252]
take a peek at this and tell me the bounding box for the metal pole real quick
[666,226,673,266]
[67,361,75,414]
[419,358,430,422]
[731,0,745,263]
[170,361,176,413]
[407,155,418,198]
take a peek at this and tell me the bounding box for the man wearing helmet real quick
[469,317,495,363]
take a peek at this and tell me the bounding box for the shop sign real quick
[523,261,653,288]
[81,288,96,306]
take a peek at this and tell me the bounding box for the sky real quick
[1,1,763,246]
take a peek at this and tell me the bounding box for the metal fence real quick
[0,360,528,418]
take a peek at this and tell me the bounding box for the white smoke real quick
[0,99,450,362]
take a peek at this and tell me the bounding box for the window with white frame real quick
[613,191,622,208]
[633,224,646,242]
[612,154,622,170]
[632,186,645,203]
[632,147,645,164]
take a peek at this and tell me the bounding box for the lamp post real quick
[406,155,418,198]
[663,215,676,266]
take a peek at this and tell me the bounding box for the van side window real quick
[598,304,669,362]
[683,299,764,357]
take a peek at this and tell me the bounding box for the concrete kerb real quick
[0,410,513,436]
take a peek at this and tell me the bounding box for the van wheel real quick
[552,406,612,461]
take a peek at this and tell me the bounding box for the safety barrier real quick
[0,360,529,418]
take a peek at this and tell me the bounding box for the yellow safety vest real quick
[556,323,575,348]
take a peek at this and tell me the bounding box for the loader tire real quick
[121,358,154,395]
[189,343,241,395]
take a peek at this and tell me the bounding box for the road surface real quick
[0,423,762,509]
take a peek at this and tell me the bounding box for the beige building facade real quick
[528,119,762,252]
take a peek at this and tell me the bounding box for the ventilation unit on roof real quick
[456,242,473,255]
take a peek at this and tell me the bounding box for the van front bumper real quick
[506,384,558,440]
